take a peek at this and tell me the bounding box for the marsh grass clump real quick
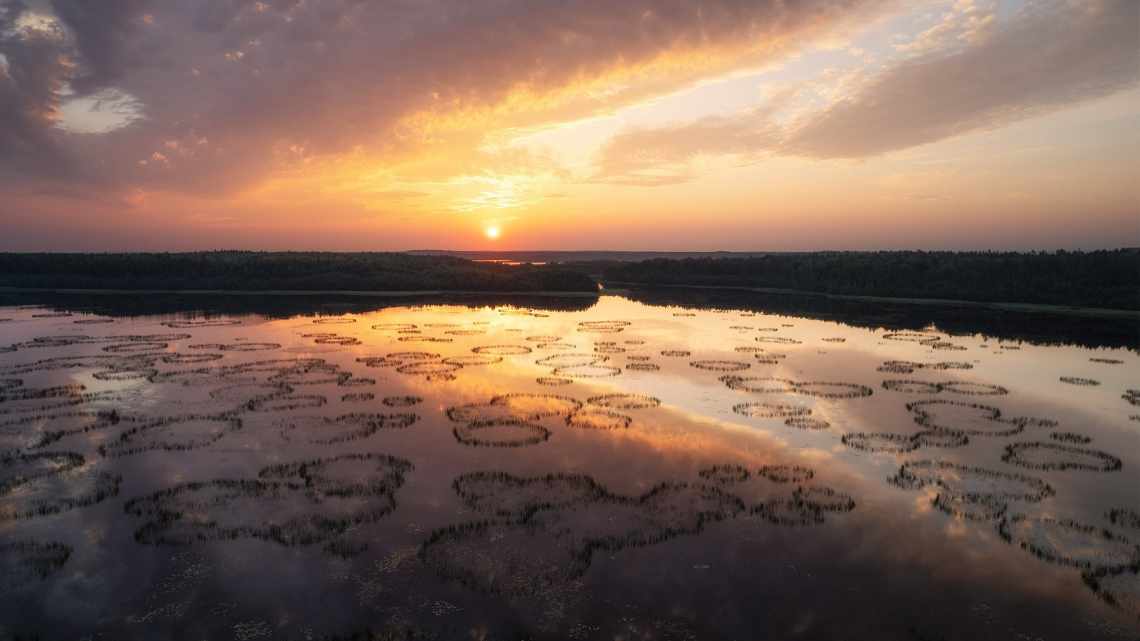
[422,472,744,596]
[100,414,243,457]
[907,400,1052,438]
[395,361,462,376]
[660,350,691,357]
[1108,509,1140,531]
[1125,390,1140,407]
[690,360,751,372]
[278,413,418,445]
[0,541,72,593]
[698,464,750,484]
[471,345,531,356]
[536,377,572,386]
[443,354,501,367]
[784,417,830,430]
[1082,567,1140,622]
[1090,358,1125,365]
[755,337,801,345]
[626,362,660,371]
[313,318,357,325]
[732,402,812,419]
[162,318,243,328]
[566,410,631,431]
[382,396,423,408]
[247,394,328,413]
[757,465,813,483]
[1,452,121,521]
[841,432,921,454]
[883,332,941,344]
[998,515,1140,572]
[1001,442,1122,472]
[453,419,551,448]
[587,394,661,410]
[189,342,281,352]
[1051,432,1092,445]
[536,353,603,368]
[161,353,223,364]
[883,380,1007,396]
[125,453,413,547]
[552,363,622,378]
[577,320,631,334]
[877,360,973,375]
[1059,376,1100,386]
[341,393,374,403]
[889,460,1054,521]
[723,376,872,399]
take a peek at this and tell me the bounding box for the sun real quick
[484,225,501,240]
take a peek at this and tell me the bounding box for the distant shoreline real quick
[0,287,600,299]
[604,282,1140,319]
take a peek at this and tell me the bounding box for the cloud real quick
[0,0,888,196]
[597,0,1140,182]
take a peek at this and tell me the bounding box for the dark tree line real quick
[0,252,599,293]
[600,250,1140,310]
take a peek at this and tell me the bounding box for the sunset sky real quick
[0,0,1137,251]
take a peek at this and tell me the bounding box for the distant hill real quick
[0,252,599,293]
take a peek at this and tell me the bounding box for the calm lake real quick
[1,292,1138,640]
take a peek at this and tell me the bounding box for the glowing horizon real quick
[0,0,1137,251]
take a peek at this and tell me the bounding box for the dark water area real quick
[1,293,1139,640]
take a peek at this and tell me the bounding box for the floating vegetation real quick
[998,516,1140,572]
[690,360,751,372]
[1001,442,1122,472]
[443,354,501,366]
[247,394,327,413]
[594,344,626,354]
[587,394,661,410]
[552,363,622,378]
[0,378,22,391]
[566,409,631,430]
[757,465,813,483]
[732,402,812,419]
[101,415,243,456]
[490,393,582,420]
[161,352,223,364]
[471,344,531,356]
[877,360,973,375]
[822,337,846,343]
[312,318,357,325]
[1,452,121,521]
[396,361,462,376]
[103,341,169,353]
[890,460,1054,521]
[577,320,631,333]
[907,400,1052,438]
[661,350,691,357]
[883,380,1008,396]
[755,337,801,345]
[423,472,743,596]
[1108,509,1140,531]
[382,396,422,407]
[278,413,418,445]
[841,432,920,454]
[536,376,572,386]
[627,362,660,371]
[189,342,281,352]
[1090,358,1125,365]
[1083,567,1140,621]
[698,464,750,484]
[341,392,374,403]
[371,323,416,330]
[722,376,872,399]
[126,454,412,546]
[1059,376,1100,386]
[0,541,72,593]
[883,332,941,343]
[784,417,830,430]
[536,353,604,368]
[1051,432,1092,444]
[1126,390,1140,407]
[162,318,242,328]
[453,419,551,448]
[627,355,652,362]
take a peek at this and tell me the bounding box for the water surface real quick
[1,294,1138,640]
